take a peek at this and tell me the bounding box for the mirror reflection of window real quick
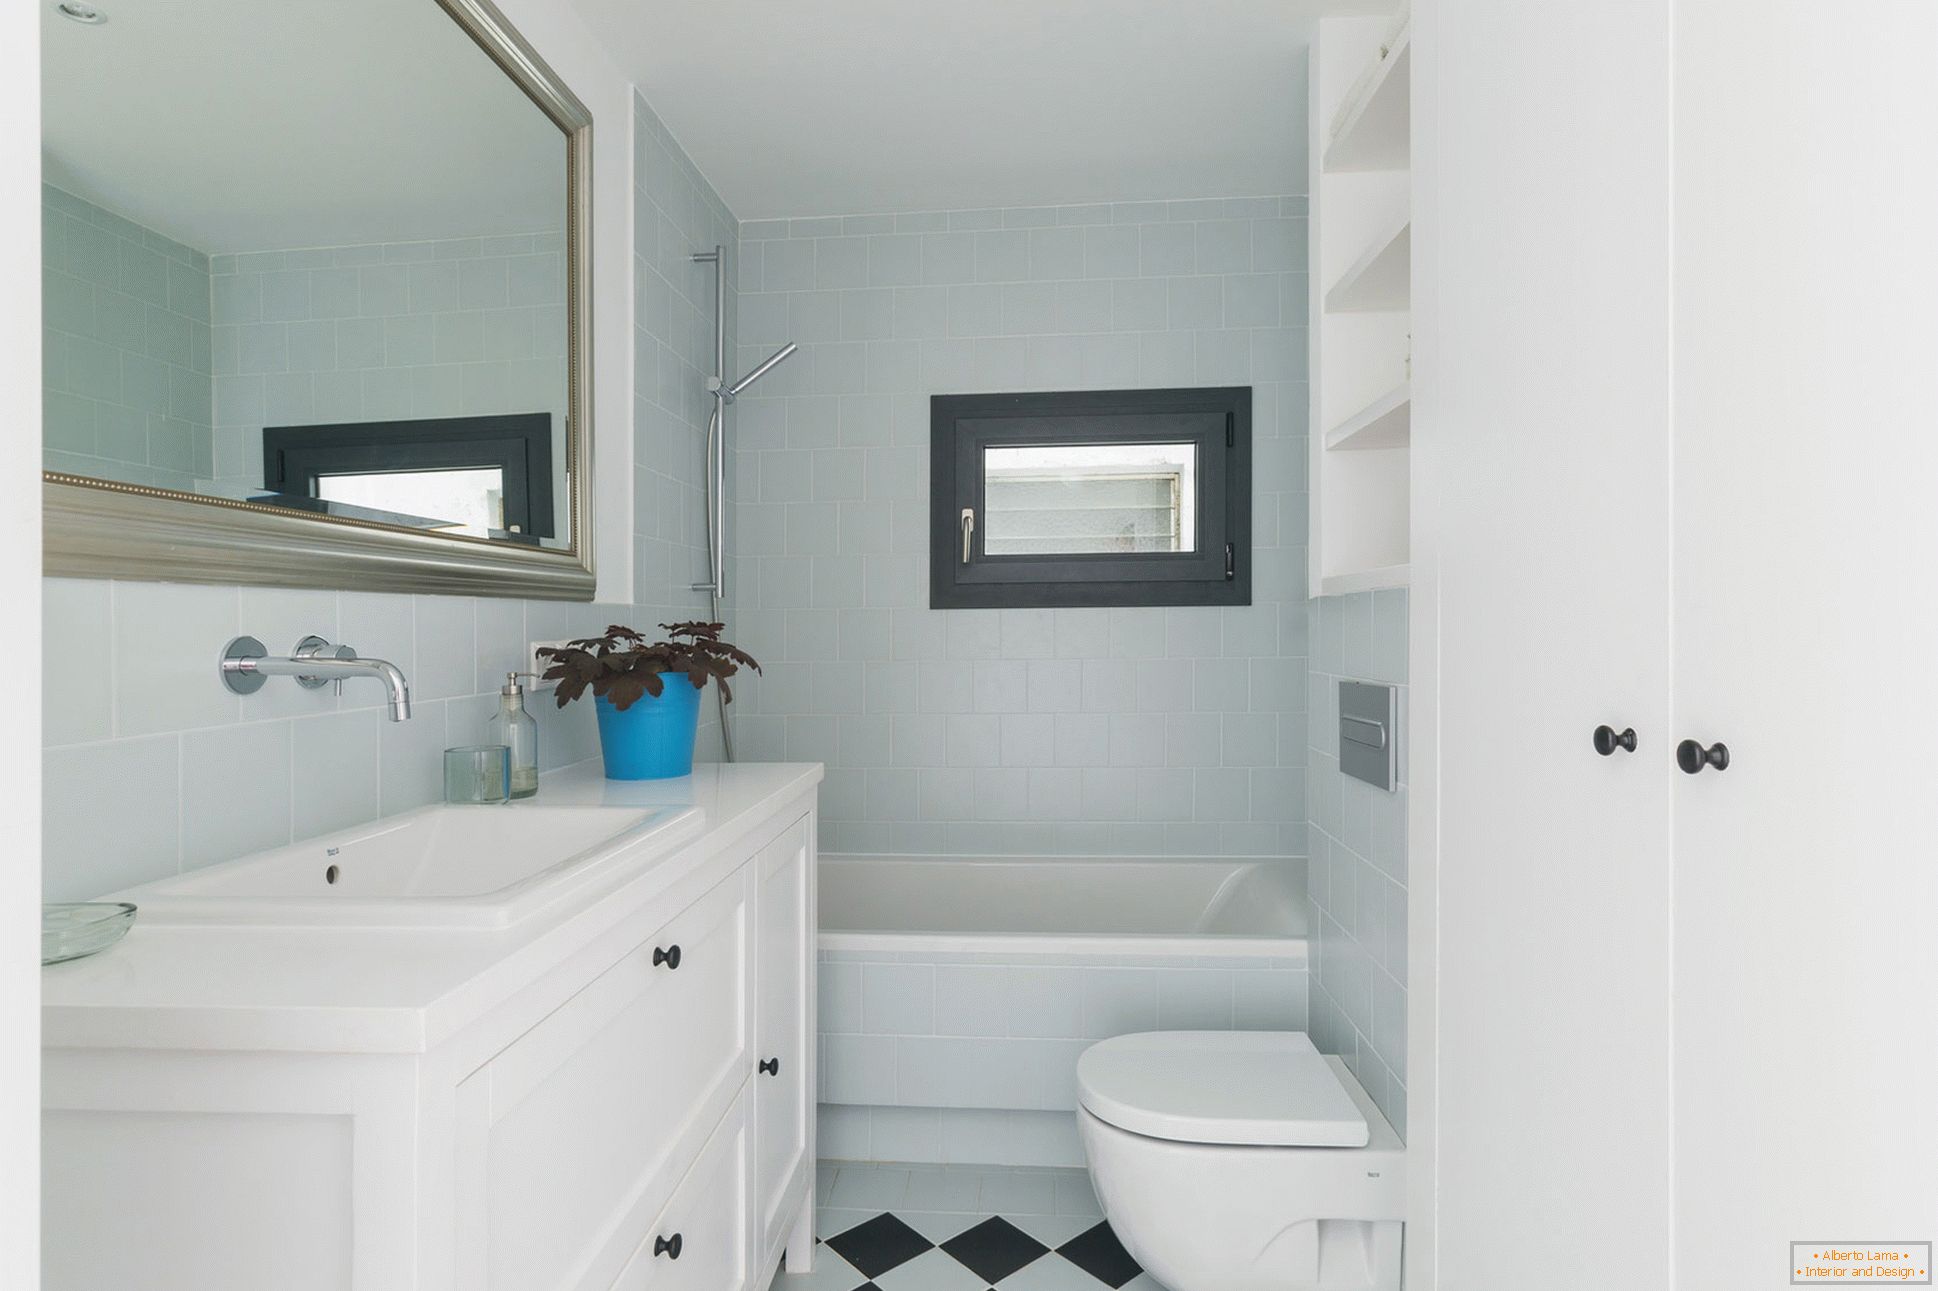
[981,443,1199,556]
[316,468,505,537]
[39,0,573,550]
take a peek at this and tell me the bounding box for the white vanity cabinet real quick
[453,866,753,1290]
[753,818,814,1267]
[608,1091,752,1291]
[40,765,820,1291]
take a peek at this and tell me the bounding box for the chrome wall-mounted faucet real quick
[220,635,413,721]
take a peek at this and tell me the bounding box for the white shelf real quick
[1310,14,1413,605]
[1323,26,1411,173]
[1324,214,1410,313]
[1325,381,1411,451]
[1319,564,1411,597]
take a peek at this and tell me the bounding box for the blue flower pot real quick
[594,675,703,780]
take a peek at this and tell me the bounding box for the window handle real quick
[960,508,976,564]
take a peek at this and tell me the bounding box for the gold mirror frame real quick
[42,0,596,601]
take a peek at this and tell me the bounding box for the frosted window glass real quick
[981,443,1197,555]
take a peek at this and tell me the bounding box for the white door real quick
[753,817,813,1263]
[1408,2,1678,1285]
[1672,2,1938,1284]
[1415,3,1938,1287]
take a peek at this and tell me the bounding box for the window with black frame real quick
[260,412,555,543]
[930,387,1251,609]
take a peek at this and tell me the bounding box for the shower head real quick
[723,342,797,401]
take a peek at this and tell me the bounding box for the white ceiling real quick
[41,0,567,254]
[569,0,1389,221]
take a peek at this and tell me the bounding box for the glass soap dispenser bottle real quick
[487,673,539,799]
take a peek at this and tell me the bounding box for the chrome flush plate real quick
[1339,680,1397,791]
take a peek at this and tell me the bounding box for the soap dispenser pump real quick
[487,672,539,799]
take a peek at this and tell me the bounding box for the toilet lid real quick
[1076,1031,1370,1148]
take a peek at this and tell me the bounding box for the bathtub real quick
[821,854,1305,954]
[815,854,1309,1167]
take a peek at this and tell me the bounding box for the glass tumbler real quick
[444,744,511,804]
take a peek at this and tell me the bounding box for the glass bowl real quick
[42,902,137,965]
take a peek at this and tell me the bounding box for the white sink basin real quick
[114,803,705,929]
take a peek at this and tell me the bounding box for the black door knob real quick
[1677,739,1729,774]
[759,1057,780,1076]
[1593,725,1637,756]
[654,1234,683,1260]
[653,944,681,970]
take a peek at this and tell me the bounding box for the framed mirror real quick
[40,0,595,599]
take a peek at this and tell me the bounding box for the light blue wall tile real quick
[42,187,212,489]
[1139,223,1196,276]
[1195,220,1253,274]
[111,581,239,737]
[181,721,292,867]
[43,735,181,902]
[290,711,381,838]
[1306,587,1408,1135]
[43,579,113,746]
[862,963,936,1035]
[380,705,452,814]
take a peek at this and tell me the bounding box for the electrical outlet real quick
[528,640,570,689]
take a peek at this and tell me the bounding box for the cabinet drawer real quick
[608,1092,749,1291]
[459,870,751,1291]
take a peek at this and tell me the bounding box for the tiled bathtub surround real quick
[814,944,1309,1167]
[726,198,1311,859]
[42,185,213,492]
[1306,588,1408,1135]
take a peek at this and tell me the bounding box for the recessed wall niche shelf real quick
[1324,215,1410,314]
[1325,380,1411,452]
[1322,21,1411,172]
[1310,11,1412,598]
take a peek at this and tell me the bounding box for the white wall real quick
[728,198,1311,860]
[1408,1,1677,1285]
[3,0,43,1274]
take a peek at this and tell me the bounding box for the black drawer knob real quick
[1677,739,1730,774]
[1593,725,1637,756]
[759,1057,780,1076]
[654,1233,683,1260]
[653,944,681,970]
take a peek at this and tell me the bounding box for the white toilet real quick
[1076,1031,1405,1291]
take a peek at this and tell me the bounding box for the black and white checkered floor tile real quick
[771,1164,1163,1291]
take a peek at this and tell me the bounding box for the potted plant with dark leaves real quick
[537,622,760,780]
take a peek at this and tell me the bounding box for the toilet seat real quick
[1076,1031,1370,1148]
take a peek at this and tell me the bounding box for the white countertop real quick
[42,761,822,1056]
